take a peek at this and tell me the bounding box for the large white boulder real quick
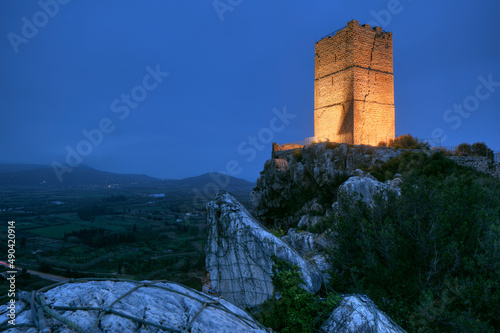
[338,170,399,207]
[205,192,322,308]
[320,295,406,333]
[0,280,269,333]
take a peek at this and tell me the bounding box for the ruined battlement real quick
[318,21,391,41]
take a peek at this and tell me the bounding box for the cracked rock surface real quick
[1,280,268,333]
[205,192,322,309]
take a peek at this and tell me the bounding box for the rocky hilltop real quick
[251,143,500,230]
[202,142,410,332]
[243,142,499,332]
[251,143,401,229]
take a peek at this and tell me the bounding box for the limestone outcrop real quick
[320,295,406,333]
[1,280,269,333]
[337,170,401,207]
[205,192,322,309]
[297,214,323,229]
[252,143,401,229]
[281,228,334,282]
[281,228,334,255]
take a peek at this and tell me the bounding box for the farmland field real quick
[0,180,254,299]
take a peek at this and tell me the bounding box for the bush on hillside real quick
[455,142,472,156]
[455,142,494,160]
[378,134,430,150]
[368,150,457,182]
[256,257,340,333]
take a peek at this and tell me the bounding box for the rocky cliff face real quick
[205,192,322,309]
[251,143,401,229]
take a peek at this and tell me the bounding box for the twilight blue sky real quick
[1,0,499,181]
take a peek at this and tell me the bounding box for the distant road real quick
[24,269,69,282]
[0,261,69,282]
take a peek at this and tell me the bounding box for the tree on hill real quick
[455,141,494,159]
[455,143,472,155]
[472,142,494,159]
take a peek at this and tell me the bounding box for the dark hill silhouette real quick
[0,164,255,192]
[0,164,156,188]
[0,164,47,174]
[161,172,254,191]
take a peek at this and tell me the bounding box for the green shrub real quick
[455,142,472,156]
[455,142,494,160]
[379,134,430,150]
[369,151,458,182]
[326,142,340,150]
[434,147,452,156]
[471,142,494,159]
[256,257,340,333]
[293,149,303,162]
[270,229,284,238]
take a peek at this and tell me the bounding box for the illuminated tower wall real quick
[314,20,395,145]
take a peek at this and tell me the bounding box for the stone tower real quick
[314,20,395,145]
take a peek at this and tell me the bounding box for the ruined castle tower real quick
[314,20,395,145]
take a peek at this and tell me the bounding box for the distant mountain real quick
[0,164,47,174]
[161,172,255,191]
[0,164,255,192]
[160,172,256,209]
[0,164,159,188]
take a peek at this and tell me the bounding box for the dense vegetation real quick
[323,151,500,332]
[256,257,340,333]
[378,134,430,150]
[368,150,457,182]
[378,134,496,162]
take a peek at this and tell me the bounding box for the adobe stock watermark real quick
[51,64,169,182]
[213,0,243,22]
[367,0,413,28]
[7,0,70,54]
[191,106,296,208]
[431,74,499,144]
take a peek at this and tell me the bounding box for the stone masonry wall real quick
[449,156,500,179]
[314,20,395,146]
[272,142,304,152]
